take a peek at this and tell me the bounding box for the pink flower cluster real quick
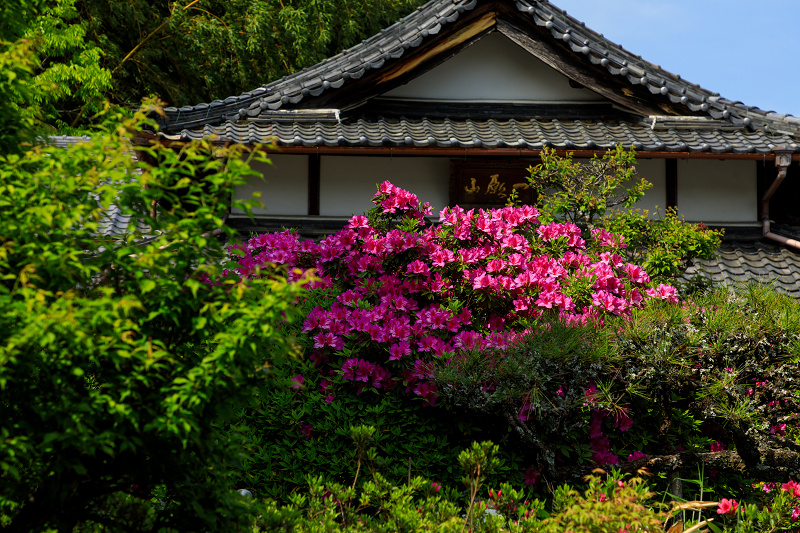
[374,180,433,221]
[627,451,647,461]
[228,182,678,406]
[523,465,541,487]
[782,480,800,498]
[771,423,787,436]
[717,498,739,515]
[781,481,800,523]
[589,409,619,465]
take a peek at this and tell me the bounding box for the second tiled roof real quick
[160,116,800,153]
[681,239,800,297]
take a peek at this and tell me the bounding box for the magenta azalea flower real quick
[523,466,541,487]
[782,480,800,498]
[771,424,787,436]
[299,423,313,440]
[413,381,439,406]
[229,181,678,413]
[717,498,739,515]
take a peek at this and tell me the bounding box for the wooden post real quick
[666,158,678,209]
[308,154,321,216]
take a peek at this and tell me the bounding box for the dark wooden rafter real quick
[495,16,673,118]
[374,10,496,86]
[296,4,498,112]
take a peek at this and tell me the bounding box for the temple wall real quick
[677,159,756,223]
[632,159,667,216]
[233,154,758,224]
[233,155,309,215]
[320,156,451,216]
[382,32,604,103]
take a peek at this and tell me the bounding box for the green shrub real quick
[228,345,528,501]
[605,208,723,285]
[248,436,668,533]
[0,110,304,532]
[527,146,723,285]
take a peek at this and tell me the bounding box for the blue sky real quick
[553,0,800,117]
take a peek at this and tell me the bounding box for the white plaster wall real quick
[233,154,308,215]
[631,159,666,216]
[382,32,605,103]
[320,156,451,216]
[677,159,756,223]
[235,155,755,222]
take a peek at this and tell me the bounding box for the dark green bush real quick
[0,111,305,532]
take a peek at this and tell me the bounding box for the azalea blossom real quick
[771,423,787,436]
[782,480,800,498]
[289,374,305,390]
[299,423,313,441]
[717,498,739,515]
[646,283,679,303]
[230,181,677,408]
[523,466,541,487]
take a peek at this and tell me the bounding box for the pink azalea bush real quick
[229,181,677,409]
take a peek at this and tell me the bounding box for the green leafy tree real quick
[0,105,305,531]
[527,145,651,230]
[527,146,722,284]
[1,0,111,135]
[604,208,723,284]
[22,0,112,130]
[0,37,38,153]
[6,0,425,131]
[74,0,424,109]
[1,0,44,152]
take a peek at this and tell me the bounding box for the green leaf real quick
[140,279,156,294]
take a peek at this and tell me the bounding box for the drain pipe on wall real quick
[761,146,799,250]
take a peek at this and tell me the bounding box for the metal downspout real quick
[761,147,798,249]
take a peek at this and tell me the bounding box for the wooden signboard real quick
[449,160,537,209]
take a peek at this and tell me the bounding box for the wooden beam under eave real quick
[496,19,665,118]
[756,160,766,221]
[148,136,800,162]
[376,10,496,86]
[242,145,792,161]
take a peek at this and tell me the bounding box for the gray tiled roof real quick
[157,0,800,147]
[48,136,152,238]
[160,116,799,153]
[95,203,152,238]
[681,239,800,297]
[48,135,92,148]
